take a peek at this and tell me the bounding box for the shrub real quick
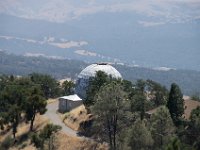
[0,136,14,150]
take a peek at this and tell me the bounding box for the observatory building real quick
[75,63,122,99]
[58,63,122,112]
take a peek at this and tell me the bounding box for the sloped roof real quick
[60,94,82,101]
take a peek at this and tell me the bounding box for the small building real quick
[58,94,83,113]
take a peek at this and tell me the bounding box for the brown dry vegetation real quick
[47,98,58,104]
[146,96,200,120]
[0,114,49,150]
[183,97,200,119]
[0,111,107,150]
[62,105,92,131]
[55,131,108,150]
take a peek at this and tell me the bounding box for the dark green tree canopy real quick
[62,80,75,95]
[91,81,128,150]
[29,73,60,99]
[127,119,154,150]
[85,71,112,107]
[24,86,47,131]
[167,83,184,126]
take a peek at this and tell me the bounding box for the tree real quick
[165,137,190,150]
[167,83,184,126]
[127,119,153,150]
[187,106,200,149]
[31,124,61,149]
[91,81,127,150]
[85,71,110,107]
[24,87,47,131]
[146,80,169,107]
[62,80,75,95]
[150,106,175,149]
[131,94,147,120]
[29,73,60,99]
[0,84,24,140]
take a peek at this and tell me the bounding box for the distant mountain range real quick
[0,13,200,71]
[1,51,200,96]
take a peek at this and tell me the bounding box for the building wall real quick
[59,98,83,113]
[67,100,83,111]
[58,98,67,113]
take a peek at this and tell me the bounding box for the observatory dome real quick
[75,63,122,99]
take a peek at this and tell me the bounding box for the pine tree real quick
[128,119,153,150]
[167,83,184,126]
[151,106,175,149]
[91,81,127,150]
[85,71,110,107]
[24,87,47,131]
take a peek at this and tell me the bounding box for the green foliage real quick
[0,80,26,139]
[0,75,47,139]
[186,106,200,149]
[150,106,175,149]
[131,94,147,120]
[130,79,168,119]
[91,81,128,150]
[0,136,14,150]
[115,64,200,96]
[146,79,169,106]
[85,71,111,107]
[167,83,184,126]
[39,124,62,139]
[62,80,75,95]
[24,86,47,131]
[31,124,61,149]
[127,119,154,150]
[165,137,192,150]
[30,133,43,148]
[29,73,61,99]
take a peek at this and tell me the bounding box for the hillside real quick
[0,51,200,95]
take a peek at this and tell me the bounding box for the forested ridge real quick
[0,51,200,95]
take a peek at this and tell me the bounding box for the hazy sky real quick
[0,0,200,25]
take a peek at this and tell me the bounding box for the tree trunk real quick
[30,114,36,131]
[113,115,118,150]
[13,131,16,140]
[13,124,17,143]
[107,117,113,149]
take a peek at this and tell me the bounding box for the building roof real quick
[78,63,122,79]
[60,94,82,101]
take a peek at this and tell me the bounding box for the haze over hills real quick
[1,51,200,96]
[0,0,200,71]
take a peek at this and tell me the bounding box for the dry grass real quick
[146,96,200,120]
[0,110,106,150]
[0,114,49,150]
[62,105,91,131]
[55,131,108,150]
[183,97,200,120]
[47,98,58,104]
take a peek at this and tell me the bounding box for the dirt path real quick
[44,100,78,137]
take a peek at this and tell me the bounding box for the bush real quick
[0,136,14,150]
[30,133,43,148]
[30,124,61,149]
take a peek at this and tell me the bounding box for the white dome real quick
[78,63,122,79]
[75,63,122,99]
